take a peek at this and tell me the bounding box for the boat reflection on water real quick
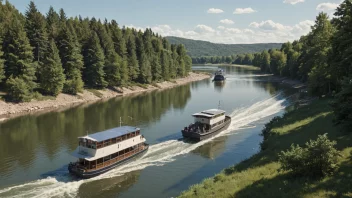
[77,170,141,198]
[214,81,225,93]
[191,135,227,159]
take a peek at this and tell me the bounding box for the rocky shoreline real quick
[0,72,210,122]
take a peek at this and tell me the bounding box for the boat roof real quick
[79,126,140,142]
[192,109,226,118]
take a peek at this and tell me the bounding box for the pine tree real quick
[82,31,107,88]
[124,28,139,81]
[136,31,151,83]
[331,0,352,89]
[0,37,5,83]
[39,39,65,96]
[176,45,187,77]
[46,6,59,40]
[160,50,170,80]
[57,25,84,94]
[25,1,48,62]
[3,17,36,101]
[170,45,178,79]
[96,22,123,86]
[306,13,334,95]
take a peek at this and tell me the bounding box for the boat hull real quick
[68,144,149,179]
[213,74,225,81]
[182,116,231,141]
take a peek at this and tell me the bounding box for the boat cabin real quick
[71,126,146,172]
[190,109,226,131]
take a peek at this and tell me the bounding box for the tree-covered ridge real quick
[0,1,191,102]
[166,36,282,58]
[231,2,352,130]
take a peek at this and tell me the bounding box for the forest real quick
[166,36,281,58]
[230,1,352,130]
[0,1,192,102]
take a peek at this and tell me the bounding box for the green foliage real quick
[166,36,282,57]
[82,31,107,88]
[6,76,32,102]
[57,24,84,94]
[38,39,65,96]
[331,77,352,130]
[2,16,36,98]
[279,134,339,178]
[24,1,48,62]
[0,37,4,83]
[269,50,287,75]
[0,1,192,100]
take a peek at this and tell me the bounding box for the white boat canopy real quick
[78,126,140,142]
[192,109,226,118]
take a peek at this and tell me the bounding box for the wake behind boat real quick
[181,108,231,141]
[68,126,149,178]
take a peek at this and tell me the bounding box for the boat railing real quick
[79,145,146,172]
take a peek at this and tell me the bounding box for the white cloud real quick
[249,20,289,30]
[194,24,215,33]
[217,26,226,30]
[220,19,234,24]
[292,20,314,33]
[207,8,224,14]
[185,31,198,36]
[225,28,242,34]
[283,0,305,5]
[316,3,339,11]
[233,7,257,14]
[132,19,314,44]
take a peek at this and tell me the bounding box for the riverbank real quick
[0,72,210,122]
[179,98,352,198]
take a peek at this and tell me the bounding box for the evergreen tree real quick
[176,45,187,77]
[160,50,170,80]
[3,17,36,101]
[124,29,139,81]
[136,31,151,83]
[25,1,48,62]
[306,13,334,95]
[39,39,65,96]
[46,6,59,40]
[330,0,352,89]
[0,37,4,83]
[57,25,84,94]
[170,45,178,78]
[95,22,123,86]
[82,31,107,88]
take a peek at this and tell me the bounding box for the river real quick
[0,65,297,198]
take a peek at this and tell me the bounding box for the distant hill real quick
[166,36,282,57]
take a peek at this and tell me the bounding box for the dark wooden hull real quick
[68,144,149,179]
[182,116,231,141]
[213,75,225,81]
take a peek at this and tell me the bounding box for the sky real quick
[8,0,343,44]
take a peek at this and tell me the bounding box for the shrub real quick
[6,77,32,102]
[279,134,339,178]
[260,116,281,150]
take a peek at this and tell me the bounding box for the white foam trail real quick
[0,95,286,198]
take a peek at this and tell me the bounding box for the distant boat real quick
[68,126,149,178]
[181,107,231,141]
[213,69,226,81]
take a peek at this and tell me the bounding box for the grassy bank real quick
[179,99,352,198]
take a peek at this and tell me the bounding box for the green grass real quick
[179,99,352,198]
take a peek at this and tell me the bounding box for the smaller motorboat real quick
[213,69,226,81]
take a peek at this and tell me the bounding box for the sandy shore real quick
[0,72,210,121]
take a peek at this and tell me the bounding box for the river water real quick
[0,65,297,198]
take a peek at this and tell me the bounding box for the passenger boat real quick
[181,108,231,141]
[213,69,226,81]
[68,126,149,178]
